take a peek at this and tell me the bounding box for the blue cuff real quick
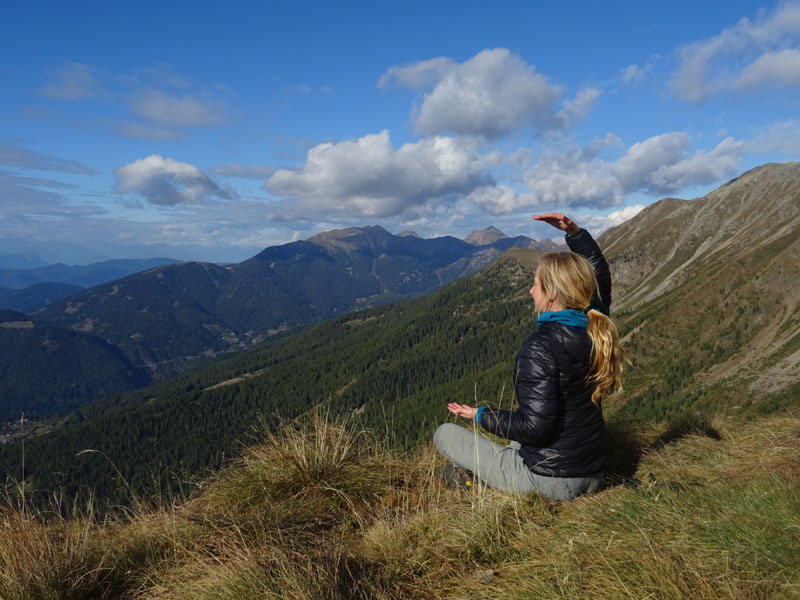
[475,406,486,424]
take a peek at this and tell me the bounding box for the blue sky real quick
[2,0,800,264]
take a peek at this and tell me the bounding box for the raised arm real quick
[533,213,611,315]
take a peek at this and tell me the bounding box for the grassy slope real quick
[1,407,798,599]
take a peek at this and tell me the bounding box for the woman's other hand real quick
[447,403,477,420]
[533,213,580,236]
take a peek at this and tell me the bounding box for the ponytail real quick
[537,251,625,403]
[586,308,624,404]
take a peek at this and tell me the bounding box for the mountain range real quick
[0,257,179,291]
[1,226,556,420]
[2,162,798,507]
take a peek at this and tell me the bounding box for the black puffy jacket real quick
[478,229,611,477]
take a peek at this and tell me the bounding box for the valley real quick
[1,162,799,511]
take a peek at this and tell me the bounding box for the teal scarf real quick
[537,309,588,329]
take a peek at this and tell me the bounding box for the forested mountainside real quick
[32,226,554,373]
[0,282,84,312]
[0,310,150,422]
[1,252,543,505]
[0,226,553,420]
[2,162,799,509]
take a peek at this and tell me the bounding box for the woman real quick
[434,213,623,501]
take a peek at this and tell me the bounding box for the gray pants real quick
[433,423,603,501]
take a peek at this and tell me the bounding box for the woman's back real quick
[513,321,606,478]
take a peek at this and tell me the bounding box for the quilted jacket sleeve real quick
[565,229,611,315]
[478,334,561,446]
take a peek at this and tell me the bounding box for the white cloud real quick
[37,61,102,100]
[130,90,227,128]
[209,164,277,179]
[466,185,535,215]
[642,137,745,193]
[612,132,694,193]
[578,205,647,236]
[114,155,237,206]
[524,147,624,208]
[378,57,455,89]
[619,56,660,86]
[553,88,601,129]
[620,64,645,85]
[264,130,492,219]
[670,2,800,101]
[380,48,593,138]
[603,132,744,198]
[474,132,745,214]
[746,119,800,153]
[734,48,800,90]
[0,145,96,174]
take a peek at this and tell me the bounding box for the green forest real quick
[1,240,796,510]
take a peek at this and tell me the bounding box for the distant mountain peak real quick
[465,226,509,246]
[397,231,421,238]
[306,225,394,252]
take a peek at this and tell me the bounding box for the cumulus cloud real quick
[670,2,800,101]
[208,164,277,179]
[37,61,102,99]
[524,148,623,208]
[467,131,745,214]
[578,205,647,236]
[114,155,237,206]
[638,137,745,193]
[130,90,226,128]
[0,145,96,174]
[264,130,492,219]
[380,49,596,138]
[612,132,691,192]
[466,185,535,215]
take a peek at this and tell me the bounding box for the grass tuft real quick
[1,411,799,598]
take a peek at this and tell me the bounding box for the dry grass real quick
[1,411,799,599]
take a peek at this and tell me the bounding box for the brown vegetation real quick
[2,409,798,599]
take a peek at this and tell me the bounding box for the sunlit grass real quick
[1,411,798,599]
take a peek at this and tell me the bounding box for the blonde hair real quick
[537,252,624,403]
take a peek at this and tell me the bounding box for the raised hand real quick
[532,213,580,236]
